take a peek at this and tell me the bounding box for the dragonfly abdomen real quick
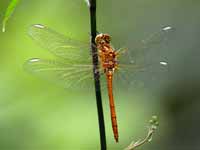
[106,72,119,142]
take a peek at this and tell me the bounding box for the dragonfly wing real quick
[24,58,94,89]
[28,24,90,62]
[113,63,145,90]
[118,26,174,66]
[115,26,174,89]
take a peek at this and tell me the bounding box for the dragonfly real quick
[24,24,173,142]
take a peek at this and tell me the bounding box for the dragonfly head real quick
[95,33,111,45]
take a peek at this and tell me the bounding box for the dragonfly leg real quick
[115,47,128,56]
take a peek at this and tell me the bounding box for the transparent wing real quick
[24,58,94,89]
[28,24,90,62]
[114,26,174,89]
[118,26,174,65]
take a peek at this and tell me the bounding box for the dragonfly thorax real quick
[96,34,118,74]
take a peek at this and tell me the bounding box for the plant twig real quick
[86,0,107,149]
[124,116,159,150]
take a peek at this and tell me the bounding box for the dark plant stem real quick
[88,0,107,149]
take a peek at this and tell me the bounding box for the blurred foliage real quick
[1,0,200,149]
[2,0,20,32]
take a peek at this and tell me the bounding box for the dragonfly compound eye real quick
[95,33,111,45]
[95,34,103,45]
[103,34,111,43]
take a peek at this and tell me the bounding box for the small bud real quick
[149,119,154,124]
[155,121,159,126]
[152,115,158,121]
[151,125,157,130]
[148,136,152,142]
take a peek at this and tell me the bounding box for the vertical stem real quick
[88,0,107,149]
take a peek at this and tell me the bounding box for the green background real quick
[1,0,200,149]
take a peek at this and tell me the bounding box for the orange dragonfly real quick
[25,24,173,142]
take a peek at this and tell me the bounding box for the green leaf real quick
[2,0,20,32]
